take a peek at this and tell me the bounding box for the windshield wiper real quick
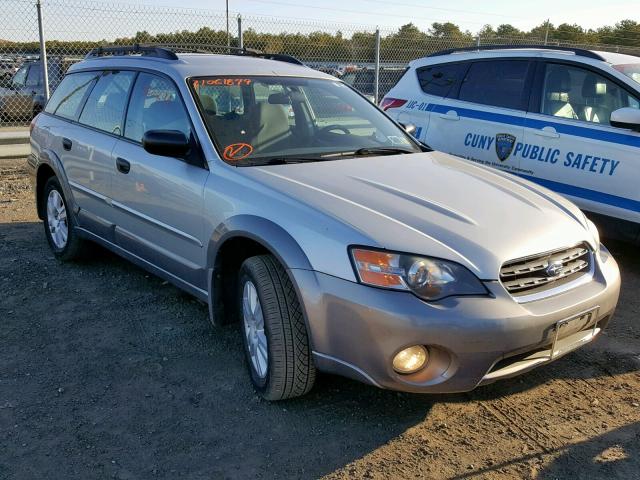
[321,147,415,158]
[240,156,327,166]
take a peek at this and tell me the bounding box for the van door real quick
[111,72,209,293]
[522,62,640,224]
[424,59,533,175]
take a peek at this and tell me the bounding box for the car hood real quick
[241,151,594,279]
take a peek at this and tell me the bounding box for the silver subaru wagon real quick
[29,46,620,400]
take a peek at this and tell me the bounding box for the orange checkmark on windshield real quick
[223,143,254,161]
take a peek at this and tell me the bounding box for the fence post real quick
[476,35,480,48]
[374,27,380,105]
[237,15,243,49]
[36,0,50,101]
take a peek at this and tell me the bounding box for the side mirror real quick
[142,130,190,158]
[399,122,417,136]
[610,107,640,132]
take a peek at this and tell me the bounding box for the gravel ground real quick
[1,157,639,480]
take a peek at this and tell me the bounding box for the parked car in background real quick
[0,56,78,120]
[382,46,640,239]
[30,46,620,401]
[342,66,407,101]
[0,58,18,86]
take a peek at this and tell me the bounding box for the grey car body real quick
[29,50,620,397]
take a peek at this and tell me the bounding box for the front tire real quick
[238,255,316,400]
[42,176,87,261]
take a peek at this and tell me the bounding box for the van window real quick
[44,72,98,120]
[541,63,640,124]
[124,73,191,143]
[79,71,136,135]
[417,63,466,97]
[459,60,530,110]
[11,66,28,88]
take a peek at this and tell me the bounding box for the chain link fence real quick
[1,0,639,126]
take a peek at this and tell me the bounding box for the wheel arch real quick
[35,150,76,220]
[206,215,313,327]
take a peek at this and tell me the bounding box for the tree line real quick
[1,19,638,62]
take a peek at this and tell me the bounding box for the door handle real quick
[534,127,560,139]
[116,157,131,174]
[62,138,72,151]
[439,110,460,121]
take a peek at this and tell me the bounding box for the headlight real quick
[350,248,488,301]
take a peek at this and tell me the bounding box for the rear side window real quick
[79,71,136,135]
[124,73,191,143]
[44,72,98,120]
[416,63,466,97]
[459,60,530,110]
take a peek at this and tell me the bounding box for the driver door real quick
[523,62,640,223]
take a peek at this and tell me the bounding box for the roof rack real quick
[428,44,606,61]
[85,44,179,60]
[162,43,304,65]
[84,43,304,65]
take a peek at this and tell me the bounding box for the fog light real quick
[392,345,428,374]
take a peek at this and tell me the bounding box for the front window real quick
[190,76,420,166]
[613,63,640,85]
[541,63,639,124]
[11,66,27,88]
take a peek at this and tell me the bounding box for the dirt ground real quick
[1,157,639,480]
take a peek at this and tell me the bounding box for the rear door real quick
[522,61,640,223]
[424,59,533,174]
[111,72,209,291]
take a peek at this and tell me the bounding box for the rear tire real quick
[238,255,316,400]
[42,176,88,261]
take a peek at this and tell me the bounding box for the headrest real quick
[546,69,572,98]
[582,74,607,98]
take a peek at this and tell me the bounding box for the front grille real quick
[500,243,592,297]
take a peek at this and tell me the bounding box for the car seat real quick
[543,69,578,120]
[252,102,293,152]
[580,74,612,124]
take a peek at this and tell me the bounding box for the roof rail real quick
[160,43,304,65]
[85,44,178,60]
[85,43,304,66]
[428,44,606,61]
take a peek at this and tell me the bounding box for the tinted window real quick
[541,63,640,124]
[25,64,41,87]
[459,60,530,110]
[124,73,191,143]
[44,72,98,120]
[79,71,135,135]
[417,63,466,97]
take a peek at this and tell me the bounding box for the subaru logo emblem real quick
[546,261,563,277]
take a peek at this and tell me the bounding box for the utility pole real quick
[36,0,50,101]
[544,19,550,45]
[226,0,230,49]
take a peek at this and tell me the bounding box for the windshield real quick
[613,63,640,85]
[190,76,420,165]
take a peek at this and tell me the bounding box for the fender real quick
[205,214,314,325]
[34,148,79,219]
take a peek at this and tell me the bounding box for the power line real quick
[241,0,533,27]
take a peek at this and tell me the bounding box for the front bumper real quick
[291,246,620,393]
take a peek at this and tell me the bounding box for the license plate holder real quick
[551,307,599,360]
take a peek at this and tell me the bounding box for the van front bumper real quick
[291,246,620,393]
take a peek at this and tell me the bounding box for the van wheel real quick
[43,176,87,261]
[238,255,315,400]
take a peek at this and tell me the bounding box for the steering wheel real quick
[318,124,351,135]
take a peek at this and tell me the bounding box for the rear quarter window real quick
[44,71,98,120]
[416,63,466,97]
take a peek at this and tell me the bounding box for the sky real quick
[111,0,639,33]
